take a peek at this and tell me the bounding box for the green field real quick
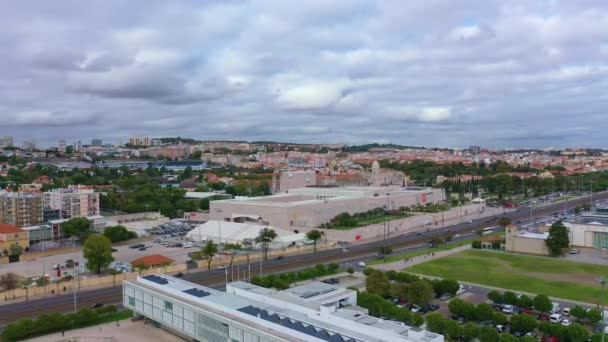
[409,249,608,304]
[368,231,505,265]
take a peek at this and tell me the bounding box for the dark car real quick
[91,303,104,309]
[427,304,439,311]
[323,278,340,285]
[276,256,284,260]
[174,272,184,278]
[138,247,147,251]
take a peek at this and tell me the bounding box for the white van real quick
[549,313,562,323]
[358,261,366,267]
[562,307,570,316]
[456,284,466,295]
[551,302,561,313]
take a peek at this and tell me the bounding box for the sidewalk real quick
[24,318,185,342]
[370,245,471,271]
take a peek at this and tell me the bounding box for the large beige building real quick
[0,192,44,227]
[210,186,443,228]
[504,225,550,255]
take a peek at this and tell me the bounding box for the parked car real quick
[174,272,184,278]
[561,318,572,326]
[495,325,507,333]
[569,248,580,254]
[426,304,439,311]
[502,305,514,314]
[91,303,104,309]
[549,313,562,323]
[439,294,452,301]
[358,261,366,267]
[562,307,570,316]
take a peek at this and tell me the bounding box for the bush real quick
[346,267,354,274]
[472,240,482,249]
[103,225,137,243]
[363,267,375,276]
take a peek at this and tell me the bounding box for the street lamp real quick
[600,278,606,342]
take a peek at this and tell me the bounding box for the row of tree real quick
[250,263,341,290]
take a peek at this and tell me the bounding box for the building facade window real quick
[593,232,608,249]
[164,301,173,311]
[128,296,135,306]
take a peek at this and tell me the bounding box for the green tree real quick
[498,334,518,342]
[103,225,137,243]
[449,298,468,317]
[347,267,354,274]
[545,220,570,256]
[0,272,20,291]
[487,290,503,303]
[366,270,390,297]
[407,280,434,306]
[474,303,494,322]
[533,294,552,313]
[586,308,602,324]
[444,319,462,340]
[478,326,498,342]
[223,243,241,268]
[570,305,587,321]
[8,244,23,256]
[520,337,537,342]
[493,312,508,325]
[305,229,324,252]
[255,228,277,261]
[498,217,512,228]
[503,291,518,305]
[425,313,445,334]
[201,240,218,270]
[83,235,114,274]
[509,314,537,334]
[434,279,460,296]
[462,322,479,341]
[516,294,534,309]
[567,322,589,342]
[61,217,91,240]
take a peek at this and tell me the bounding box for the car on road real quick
[217,265,227,270]
[174,272,184,278]
[569,248,580,254]
[357,261,366,267]
[439,294,452,301]
[138,247,147,251]
[323,278,340,285]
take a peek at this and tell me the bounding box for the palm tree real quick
[255,228,277,261]
[305,229,324,252]
[223,243,241,268]
[201,240,218,270]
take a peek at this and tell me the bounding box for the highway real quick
[1,191,607,327]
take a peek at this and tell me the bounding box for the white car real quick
[502,305,514,314]
[358,262,366,267]
[411,305,421,313]
[549,313,562,323]
[561,319,572,327]
[562,307,570,316]
[217,265,227,270]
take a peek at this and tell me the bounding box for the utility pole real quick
[73,267,79,313]
[601,278,606,342]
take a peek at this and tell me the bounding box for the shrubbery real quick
[1,306,127,341]
[103,225,137,243]
[250,263,341,289]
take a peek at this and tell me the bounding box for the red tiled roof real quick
[0,224,25,234]
[130,254,175,267]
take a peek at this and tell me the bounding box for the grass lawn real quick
[552,195,578,203]
[368,231,505,265]
[409,249,608,304]
[333,214,411,230]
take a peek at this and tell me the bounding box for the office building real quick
[0,136,13,148]
[0,192,44,227]
[43,186,100,219]
[123,274,443,342]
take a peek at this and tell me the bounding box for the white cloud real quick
[387,106,453,122]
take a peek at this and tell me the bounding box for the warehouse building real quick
[123,274,443,342]
[186,220,306,247]
[210,186,443,228]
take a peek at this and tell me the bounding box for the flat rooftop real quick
[127,275,441,342]
[566,216,608,226]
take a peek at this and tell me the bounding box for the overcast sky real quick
[1,1,607,149]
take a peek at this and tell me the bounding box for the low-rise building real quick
[505,225,549,255]
[0,224,29,254]
[123,274,443,342]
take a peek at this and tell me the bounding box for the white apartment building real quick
[43,186,100,219]
[123,274,443,342]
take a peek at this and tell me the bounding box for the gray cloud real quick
[1,0,607,148]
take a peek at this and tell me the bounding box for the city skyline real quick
[1,1,607,148]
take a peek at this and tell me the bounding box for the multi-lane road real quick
[1,191,607,326]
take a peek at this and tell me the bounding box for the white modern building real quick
[123,274,443,342]
[43,186,100,219]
